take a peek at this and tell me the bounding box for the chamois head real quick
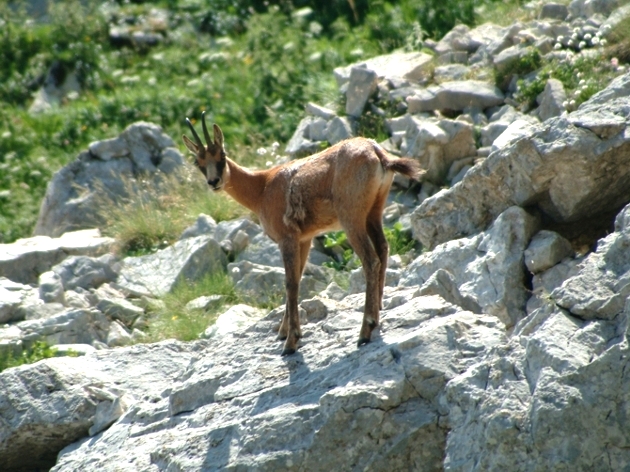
[182,112,227,190]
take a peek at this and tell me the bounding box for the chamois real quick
[183,112,424,356]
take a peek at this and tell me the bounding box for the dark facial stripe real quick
[216,153,226,178]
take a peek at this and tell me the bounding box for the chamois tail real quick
[371,141,425,181]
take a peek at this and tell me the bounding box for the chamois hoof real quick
[277,333,287,341]
[281,347,296,356]
[357,337,371,347]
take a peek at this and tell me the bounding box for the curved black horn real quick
[201,111,212,146]
[186,117,204,149]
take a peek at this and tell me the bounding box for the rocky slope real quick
[2,1,630,471]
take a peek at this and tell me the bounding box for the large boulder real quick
[34,122,185,237]
[0,341,197,472]
[411,72,630,250]
[4,293,503,472]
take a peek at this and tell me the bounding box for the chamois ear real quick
[213,124,224,151]
[182,135,199,154]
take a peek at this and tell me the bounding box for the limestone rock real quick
[345,66,378,117]
[333,52,433,87]
[0,341,197,472]
[524,230,574,274]
[411,72,630,250]
[117,235,227,297]
[0,229,114,285]
[52,254,119,292]
[407,81,505,113]
[551,203,630,320]
[34,122,184,237]
[537,78,567,121]
[202,304,265,339]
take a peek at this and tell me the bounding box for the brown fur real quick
[183,114,425,355]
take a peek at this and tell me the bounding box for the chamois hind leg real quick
[366,191,390,310]
[278,237,303,356]
[344,225,381,347]
[367,218,388,311]
[277,239,311,342]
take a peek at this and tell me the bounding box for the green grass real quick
[144,270,240,342]
[0,0,523,244]
[0,341,59,373]
[96,167,247,257]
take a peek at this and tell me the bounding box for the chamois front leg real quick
[278,238,303,356]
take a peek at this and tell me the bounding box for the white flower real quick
[256,147,268,155]
[579,41,586,49]
[584,33,592,40]
[578,79,586,85]
[562,100,569,108]
[554,43,562,50]
[569,99,576,107]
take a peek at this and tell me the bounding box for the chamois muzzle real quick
[208,177,222,190]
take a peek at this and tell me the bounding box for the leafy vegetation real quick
[0,341,60,373]
[144,270,240,342]
[96,168,247,257]
[0,0,523,244]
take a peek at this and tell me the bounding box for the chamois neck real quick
[223,158,266,215]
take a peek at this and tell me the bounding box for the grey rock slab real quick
[551,203,630,320]
[285,116,322,157]
[0,278,38,324]
[401,116,476,184]
[228,260,329,306]
[407,81,504,113]
[52,253,119,291]
[117,235,227,297]
[34,122,184,237]
[0,340,198,472]
[333,52,433,87]
[178,213,217,240]
[16,308,110,346]
[540,2,569,20]
[403,206,539,327]
[38,271,65,304]
[106,320,132,347]
[305,102,336,120]
[411,73,630,249]
[524,230,573,274]
[202,304,265,339]
[0,229,114,285]
[96,297,144,326]
[444,302,626,471]
[568,0,620,18]
[345,66,378,117]
[326,116,356,144]
[537,78,567,122]
[45,293,501,472]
